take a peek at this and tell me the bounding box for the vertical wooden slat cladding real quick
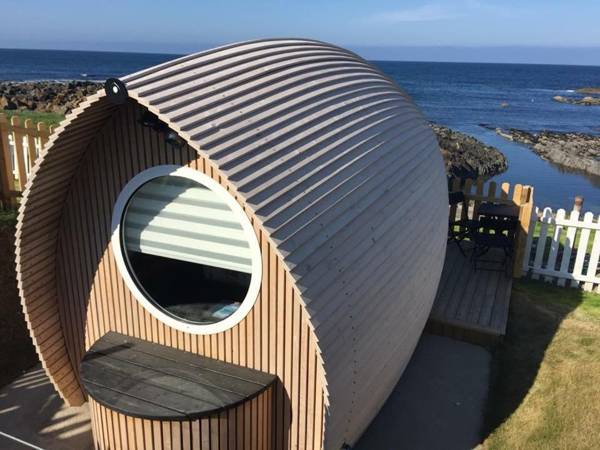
[54,102,324,450]
[17,39,447,449]
[89,388,273,450]
[15,92,117,406]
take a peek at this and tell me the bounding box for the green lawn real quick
[1,109,65,127]
[532,219,595,255]
[482,279,600,450]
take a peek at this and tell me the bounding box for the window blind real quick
[123,176,253,273]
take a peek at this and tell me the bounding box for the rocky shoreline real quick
[553,95,600,106]
[432,124,507,179]
[484,125,600,176]
[0,80,101,114]
[576,87,600,95]
[553,86,600,106]
[0,81,508,180]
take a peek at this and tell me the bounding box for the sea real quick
[2,48,600,212]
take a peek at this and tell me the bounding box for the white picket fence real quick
[523,205,600,291]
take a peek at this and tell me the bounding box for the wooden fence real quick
[522,200,600,292]
[0,113,56,208]
[449,178,535,278]
[451,178,600,292]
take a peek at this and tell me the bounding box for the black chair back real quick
[449,191,465,206]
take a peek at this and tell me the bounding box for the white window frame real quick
[111,165,262,335]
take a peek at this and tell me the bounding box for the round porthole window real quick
[111,166,262,334]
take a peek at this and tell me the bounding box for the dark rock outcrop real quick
[553,87,600,106]
[491,127,600,176]
[553,95,600,106]
[577,87,600,95]
[432,124,508,179]
[0,81,101,115]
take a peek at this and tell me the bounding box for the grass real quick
[1,109,65,127]
[532,220,595,255]
[482,279,600,450]
[515,279,600,321]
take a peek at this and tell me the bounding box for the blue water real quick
[1,49,599,212]
[0,48,175,81]
[375,61,600,213]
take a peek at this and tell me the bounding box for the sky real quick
[1,0,600,65]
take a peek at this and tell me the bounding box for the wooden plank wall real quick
[89,387,273,450]
[15,93,117,407]
[54,101,325,450]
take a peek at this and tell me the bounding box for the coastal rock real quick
[0,96,16,110]
[577,87,600,95]
[553,95,600,106]
[493,127,600,176]
[432,124,508,179]
[0,81,101,115]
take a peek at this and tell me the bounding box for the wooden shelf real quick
[81,332,276,421]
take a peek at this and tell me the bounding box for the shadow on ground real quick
[0,366,93,450]
[1,214,92,449]
[356,278,586,450]
[0,214,38,388]
[355,334,491,450]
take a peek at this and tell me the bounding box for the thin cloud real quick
[369,4,462,23]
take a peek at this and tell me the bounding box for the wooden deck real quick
[427,242,513,346]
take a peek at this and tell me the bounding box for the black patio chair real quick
[471,216,518,274]
[448,191,479,256]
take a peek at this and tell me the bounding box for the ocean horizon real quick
[1,47,600,211]
[3,47,600,82]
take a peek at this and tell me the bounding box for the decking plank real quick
[490,273,512,334]
[428,242,512,346]
[476,267,504,328]
[456,266,490,322]
[432,244,469,319]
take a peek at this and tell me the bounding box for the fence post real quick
[513,185,534,278]
[448,178,461,223]
[24,119,37,173]
[473,178,484,217]
[0,114,14,208]
[585,214,600,292]
[462,178,473,220]
[573,211,594,289]
[38,121,49,150]
[573,196,584,213]
[10,116,29,192]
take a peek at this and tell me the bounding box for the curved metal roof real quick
[120,38,435,270]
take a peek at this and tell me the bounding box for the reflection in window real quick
[121,175,252,324]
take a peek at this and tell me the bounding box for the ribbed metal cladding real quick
[123,38,447,448]
[17,39,448,449]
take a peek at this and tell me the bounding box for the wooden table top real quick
[478,202,519,219]
[80,332,276,421]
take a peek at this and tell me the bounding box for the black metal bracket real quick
[104,78,128,105]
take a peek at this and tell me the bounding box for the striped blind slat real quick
[124,176,252,273]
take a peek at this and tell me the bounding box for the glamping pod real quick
[15,39,447,450]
